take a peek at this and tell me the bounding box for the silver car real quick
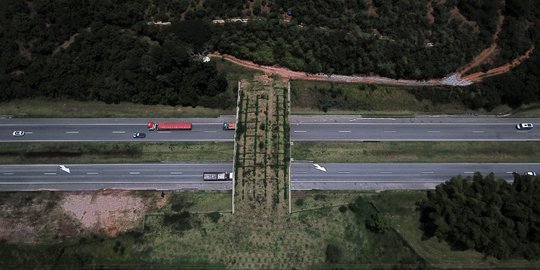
[516,123,534,130]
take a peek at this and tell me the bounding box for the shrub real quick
[295,198,304,206]
[207,212,221,223]
[325,244,342,263]
[338,205,347,213]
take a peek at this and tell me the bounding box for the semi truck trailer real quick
[147,121,192,131]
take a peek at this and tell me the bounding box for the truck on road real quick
[223,122,236,130]
[147,121,192,131]
[203,172,234,181]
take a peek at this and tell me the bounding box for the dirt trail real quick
[463,45,535,81]
[210,53,445,86]
[457,11,505,76]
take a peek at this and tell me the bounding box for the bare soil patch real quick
[62,190,150,237]
[0,190,157,243]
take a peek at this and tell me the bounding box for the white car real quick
[516,123,534,130]
[525,171,537,176]
[12,131,25,137]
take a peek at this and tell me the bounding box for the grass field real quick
[3,190,540,268]
[293,141,540,163]
[0,98,234,118]
[0,142,234,163]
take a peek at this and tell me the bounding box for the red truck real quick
[147,121,192,131]
[223,122,236,130]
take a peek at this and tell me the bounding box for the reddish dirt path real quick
[463,45,535,81]
[210,52,443,86]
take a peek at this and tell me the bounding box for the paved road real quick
[0,117,236,142]
[0,163,233,191]
[291,162,539,190]
[1,116,539,142]
[1,162,536,191]
[290,115,540,141]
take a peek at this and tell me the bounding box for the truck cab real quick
[147,121,156,131]
[223,122,236,130]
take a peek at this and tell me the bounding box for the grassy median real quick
[293,141,540,163]
[0,142,234,164]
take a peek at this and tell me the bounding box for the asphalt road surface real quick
[291,162,539,190]
[1,162,537,191]
[0,117,236,142]
[290,115,540,141]
[1,116,539,142]
[0,163,233,191]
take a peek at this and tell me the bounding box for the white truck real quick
[203,172,234,181]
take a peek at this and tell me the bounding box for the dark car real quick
[133,132,146,138]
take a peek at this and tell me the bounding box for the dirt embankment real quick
[0,190,158,243]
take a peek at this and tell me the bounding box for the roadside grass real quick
[142,191,425,269]
[213,56,262,82]
[289,79,520,116]
[293,142,540,163]
[511,103,540,117]
[0,98,234,118]
[0,142,233,164]
[291,80,442,114]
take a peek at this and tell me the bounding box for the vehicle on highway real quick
[147,121,192,131]
[516,123,534,130]
[223,122,236,130]
[133,132,146,138]
[12,131,25,137]
[203,172,234,181]
[524,171,537,176]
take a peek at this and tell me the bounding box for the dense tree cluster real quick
[1,0,232,108]
[419,173,540,259]
[214,0,502,79]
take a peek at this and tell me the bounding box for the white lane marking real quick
[380,171,393,174]
[112,131,125,134]
[3,172,14,175]
[428,130,441,133]
[26,132,33,134]
[383,130,396,133]
[86,172,99,175]
[170,172,183,175]
[65,131,79,134]
[338,130,351,133]
[506,171,514,174]
[296,171,307,174]
[464,171,474,174]
[421,171,434,174]
[129,172,140,175]
[516,131,529,133]
[472,131,485,133]
[157,131,171,134]
[294,131,307,133]
[338,171,350,174]
[204,131,217,133]
[44,172,56,175]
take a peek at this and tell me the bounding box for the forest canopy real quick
[1,0,539,110]
[419,173,540,260]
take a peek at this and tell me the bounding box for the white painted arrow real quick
[59,165,71,174]
[313,164,327,172]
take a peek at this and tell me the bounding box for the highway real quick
[1,116,539,142]
[290,115,540,141]
[0,163,233,191]
[0,162,537,191]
